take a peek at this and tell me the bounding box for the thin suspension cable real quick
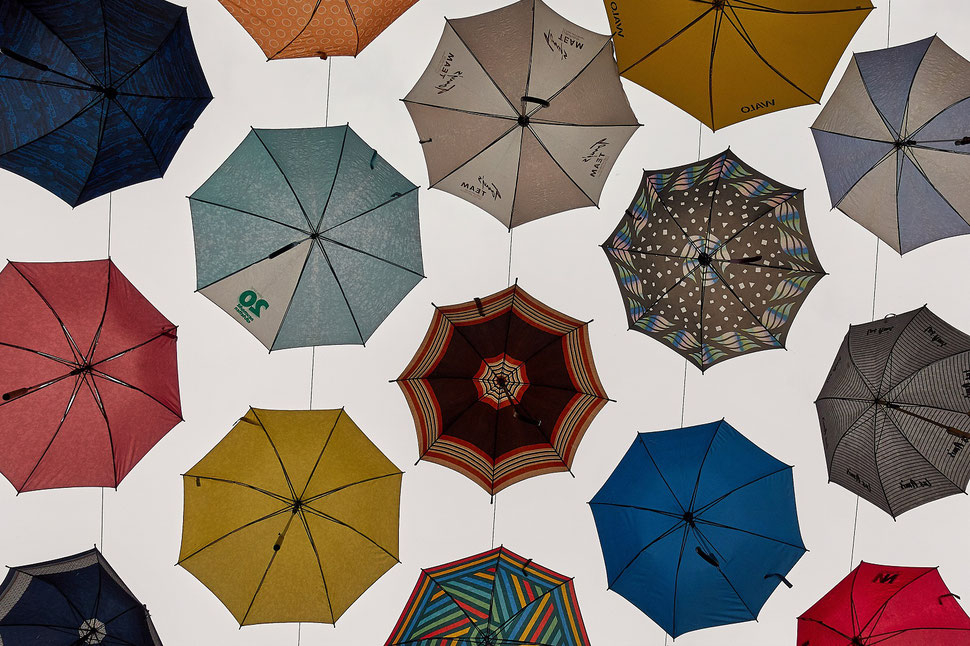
[680,359,688,427]
[507,230,514,287]
[490,496,498,548]
[100,487,104,550]
[297,623,301,646]
[309,347,315,409]
[325,57,332,127]
[849,496,860,570]
[871,239,880,320]
[106,193,112,257]
[697,121,703,160]
[886,0,891,47]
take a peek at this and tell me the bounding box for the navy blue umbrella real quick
[0,0,212,206]
[0,548,161,644]
[589,420,805,638]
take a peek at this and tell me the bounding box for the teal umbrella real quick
[189,126,424,350]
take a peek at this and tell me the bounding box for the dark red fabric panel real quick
[91,261,175,362]
[96,334,181,418]
[0,264,75,361]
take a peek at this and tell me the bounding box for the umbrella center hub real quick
[894,138,913,149]
[101,86,118,100]
[713,0,727,9]
[698,252,712,266]
[309,232,321,240]
[517,114,530,127]
[480,632,497,646]
[851,638,865,646]
[475,355,529,410]
[78,618,107,644]
[682,511,696,526]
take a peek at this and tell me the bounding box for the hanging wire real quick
[99,487,105,550]
[507,230,514,287]
[886,0,892,47]
[106,193,112,257]
[297,623,301,646]
[309,347,316,409]
[490,497,498,549]
[871,240,880,320]
[325,57,332,127]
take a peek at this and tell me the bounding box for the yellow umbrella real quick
[606,0,873,130]
[177,408,402,625]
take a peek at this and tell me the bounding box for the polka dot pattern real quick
[603,150,826,370]
[218,0,418,58]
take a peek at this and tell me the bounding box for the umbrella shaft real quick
[885,403,970,439]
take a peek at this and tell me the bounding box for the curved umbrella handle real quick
[765,572,793,588]
[695,547,719,567]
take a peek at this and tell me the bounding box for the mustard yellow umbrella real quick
[177,408,402,625]
[606,0,873,130]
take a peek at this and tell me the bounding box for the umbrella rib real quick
[319,236,425,278]
[110,96,165,175]
[627,269,700,334]
[19,376,84,492]
[0,340,75,367]
[832,146,897,210]
[692,527,759,621]
[80,371,119,486]
[294,510,337,623]
[904,151,970,235]
[0,73,92,91]
[90,362,180,422]
[898,44,935,140]
[824,402,879,480]
[267,0,323,60]
[526,127,597,210]
[18,573,88,626]
[669,522,692,636]
[418,392,491,462]
[72,98,111,206]
[91,326,177,367]
[642,181,708,257]
[810,126,893,146]
[318,185,419,235]
[709,191,800,256]
[694,517,805,550]
[491,290,519,468]
[881,412,964,490]
[302,471,402,505]
[296,409,342,501]
[691,465,792,515]
[506,124,526,228]
[111,10,188,90]
[311,239,366,344]
[516,323,583,366]
[13,4,102,84]
[528,381,608,400]
[186,475,292,505]
[619,8,716,75]
[722,7,818,103]
[873,308,923,397]
[419,570,487,640]
[188,197,309,235]
[445,18,519,116]
[798,617,853,640]
[311,127,353,232]
[636,435,687,512]
[401,99,516,122]
[488,579,573,638]
[0,371,76,408]
[537,36,617,109]
[870,406,895,517]
[707,7,723,128]
[687,422,721,510]
[729,0,872,15]
[250,409,299,500]
[707,263,785,347]
[176,507,292,564]
[268,244,315,350]
[587,501,685,521]
[428,123,519,192]
[238,513,295,626]
[909,95,970,141]
[85,259,113,363]
[301,506,400,562]
[251,129,315,231]
[867,627,970,641]
[344,0,360,56]
[858,568,937,639]
[484,550,502,635]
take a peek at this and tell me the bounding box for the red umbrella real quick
[798,562,970,645]
[0,260,181,492]
[396,284,609,494]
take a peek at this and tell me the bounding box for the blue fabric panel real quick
[590,504,682,586]
[254,127,346,225]
[0,78,98,152]
[590,436,686,514]
[323,189,423,274]
[102,0,184,83]
[119,11,211,99]
[700,468,804,549]
[0,1,97,85]
[117,95,209,172]
[607,527,682,636]
[0,99,103,203]
[638,423,722,506]
[15,0,107,84]
[273,246,363,349]
[897,153,970,253]
[190,200,305,289]
[320,239,422,342]
[77,99,163,204]
[191,130,311,231]
[855,37,933,136]
[0,574,79,628]
[913,96,970,152]
[692,422,789,510]
[811,128,894,206]
[318,126,418,230]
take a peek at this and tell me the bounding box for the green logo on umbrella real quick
[235,290,268,323]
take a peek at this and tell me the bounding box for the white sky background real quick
[1,0,969,644]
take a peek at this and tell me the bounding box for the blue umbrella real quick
[189,125,423,350]
[0,0,212,206]
[0,548,161,645]
[589,420,805,638]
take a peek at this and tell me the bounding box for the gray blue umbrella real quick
[189,125,423,350]
[812,36,970,254]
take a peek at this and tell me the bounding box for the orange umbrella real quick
[219,0,418,60]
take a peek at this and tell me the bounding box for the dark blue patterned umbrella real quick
[0,548,162,644]
[0,0,212,206]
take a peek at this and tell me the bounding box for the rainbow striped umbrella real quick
[385,547,590,646]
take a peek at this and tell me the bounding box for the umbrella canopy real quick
[396,284,609,495]
[0,0,212,206]
[0,548,162,645]
[815,306,970,518]
[178,407,402,625]
[404,0,639,228]
[798,562,970,645]
[189,125,423,350]
[589,420,806,638]
[602,149,825,371]
[218,0,418,60]
[812,36,970,254]
[604,0,872,130]
[0,259,181,492]
[385,546,590,646]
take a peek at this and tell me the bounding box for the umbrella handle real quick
[521,96,550,108]
[940,593,961,604]
[695,547,719,567]
[0,46,49,71]
[765,572,793,588]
